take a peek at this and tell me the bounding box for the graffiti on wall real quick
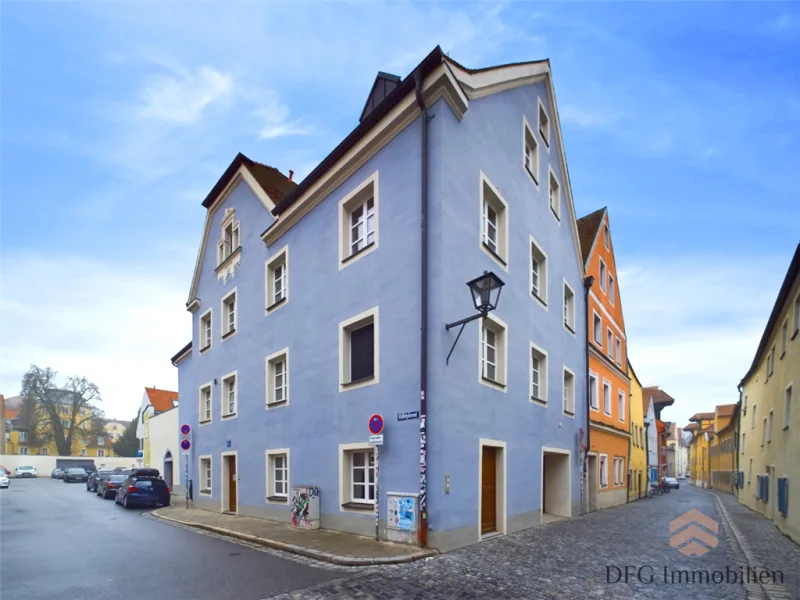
[290,486,319,528]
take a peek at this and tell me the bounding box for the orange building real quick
[577,208,631,511]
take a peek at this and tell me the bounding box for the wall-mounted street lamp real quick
[445,271,505,365]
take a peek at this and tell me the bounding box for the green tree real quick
[113,409,140,457]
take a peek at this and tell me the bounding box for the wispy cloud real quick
[137,64,234,124]
[252,91,312,140]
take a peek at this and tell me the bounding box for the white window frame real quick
[19,447,28,455]
[599,259,607,293]
[538,96,551,150]
[479,313,508,392]
[217,214,240,266]
[522,116,539,186]
[220,288,237,340]
[562,366,576,416]
[97,449,105,457]
[589,371,599,411]
[339,443,376,510]
[339,306,379,392]
[221,371,238,419]
[529,235,548,308]
[199,455,212,495]
[609,274,616,306]
[266,449,290,502]
[602,379,612,416]
[607,328,614,361]
[338,171,379,269]
[563,280,576,334]
[97,436,104,446]
[599,454,608,488]
[530,342,548,405]
[199,309,212,354]
[199,383,213,424]
[265,347,290,408]
[618,390,626,422]
[40,447,48,455]
[615,337,622,366]
[479,172,509,269]
[592,311,602,345]
[265,245,289,314]
[547,166,561,222]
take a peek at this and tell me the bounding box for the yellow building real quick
[686,412,715,488]
[628,362,647,501]
[6,404,115,458]
[710,404,738,494]
[739,243,800,542]
[104,419,129,442]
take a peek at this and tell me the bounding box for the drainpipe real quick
[626,375,631,504]
[582,276,594,514]
[414,67,430,548]
[735,384,743,497]
[644,421,651,490]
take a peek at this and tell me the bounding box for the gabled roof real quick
[144,388,178,413]
[170,342,192,366]
[360,72,402,122]
[716,403,738,417]
[740,243,800,387]
[201,153,295,209]
[683,422,700,431]
[642,386,675,407]
[576,207,606,267]
[689,412,715,422]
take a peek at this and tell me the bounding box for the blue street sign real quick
[397,411,420,421]
[136,451,143,458]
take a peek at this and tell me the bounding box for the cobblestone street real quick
[266,486,798,600]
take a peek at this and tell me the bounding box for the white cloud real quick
[137,65,234,124]
[252,92,312,140]
[0,255,190,420]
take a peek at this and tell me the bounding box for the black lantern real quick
[445,271,505,364]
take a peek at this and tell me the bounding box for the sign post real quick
[180,424,192,509]
[368,414,384,541]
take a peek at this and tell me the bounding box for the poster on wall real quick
[387,493,417,531]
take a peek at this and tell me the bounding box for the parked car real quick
[51,468,65,479]
[14,466,37,478]
[664,477,680,489]
[1,466,11,476]
[115,469,170,509]
[97,474,128,500]
[63,468,88,483]
[86,469,114,492]
[0,472,9,489]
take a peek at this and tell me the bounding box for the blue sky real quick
[1,2,798,424]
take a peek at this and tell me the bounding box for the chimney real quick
[288,170,294,182]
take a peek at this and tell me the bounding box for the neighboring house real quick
[665,425,689,478]
[136,387,179,468]
[104,419,130,441]
[577,208,631,511]
[148,405,179,490]
[627,362,646,501]
[687,412,715,488]
[643,396,658,488]
[738,243,799,543]
[710,404,738,494]
[642,386,675,480]
[173,47,589,552]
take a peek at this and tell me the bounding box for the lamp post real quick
[445,271,505,365]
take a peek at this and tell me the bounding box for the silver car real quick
[14,465,37,478]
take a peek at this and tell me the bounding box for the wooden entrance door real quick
[227,456,237,512]
[480,446,497,535]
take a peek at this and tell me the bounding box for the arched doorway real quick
[164,451,174,488]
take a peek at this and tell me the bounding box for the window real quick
[480,174,509,267]
[97,436,104,445]
[19,447,28,455]
[221,289,237,339]
[221,372,237,418]
[781,320,788,357]
[589,372,599,410]
[599,259,607,293]
[340,307,379,390]
[593,312,602,344]
[618,390,626,422]
[603,224,609,249]
[538,98,550,147]
[795,293,800,335]
[761,417,767,446]
[603,380,611,415]
[199,384,212,423]
[267,451,289,500]
[42,434,50,443]
[60,406,68,415]
[599,454,608,488]
[80,449,86,456]
[266,246,289,313]
[768,410,773,443]
[607,328,614,360]
[351,449,375,503]
[748,458,752,484]
[530,344,548,404]
[199,310,212,352]
[548,168,561,220]
[563,367,575,415]
[98,450,105,457]
[751,404,757,430]
[19,431,27,442]
[523,117,539,185]
[480,314,508,389]
[609,275,616,305]
[614,458,625,486]
[785,385,793,429]
[266,348,289,407]
[40,448,48,455]
[199,457,212,494]
[563,281,575,332]
[339,171,378,268]
[741,433,745,453]
[615,338,622,365]
[530,236,547,305]
[61,419,69,428]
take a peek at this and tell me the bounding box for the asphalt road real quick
[0,478,343,600]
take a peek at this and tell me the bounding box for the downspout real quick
[735,384,743,497]
[644,421,651,490]
[414,67,430,548]
[583,276,594,514]
[626,371,631,504]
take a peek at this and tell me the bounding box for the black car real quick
[115,469,170,509]
[51,468,65,479]
[63,468,88,483]
[97,474,128,499]
[86,469,114,492]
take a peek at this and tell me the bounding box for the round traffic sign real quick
[180,439,191,451]
[368,414,384,435]
[180,424,191,435]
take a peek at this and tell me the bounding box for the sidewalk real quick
[152,505,437,566]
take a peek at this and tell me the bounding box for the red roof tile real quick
[689,412,715,422]
[683,423,700,431]
[642,386,676,407]
[716,404,737,417]
[144,387,178,413]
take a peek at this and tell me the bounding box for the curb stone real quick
[151,510,438,566]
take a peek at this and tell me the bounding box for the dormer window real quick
[217,210,240,266]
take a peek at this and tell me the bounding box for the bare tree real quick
[19,365,105,456]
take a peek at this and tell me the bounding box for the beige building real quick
[739,243,799,543]
[148,406,179,491]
